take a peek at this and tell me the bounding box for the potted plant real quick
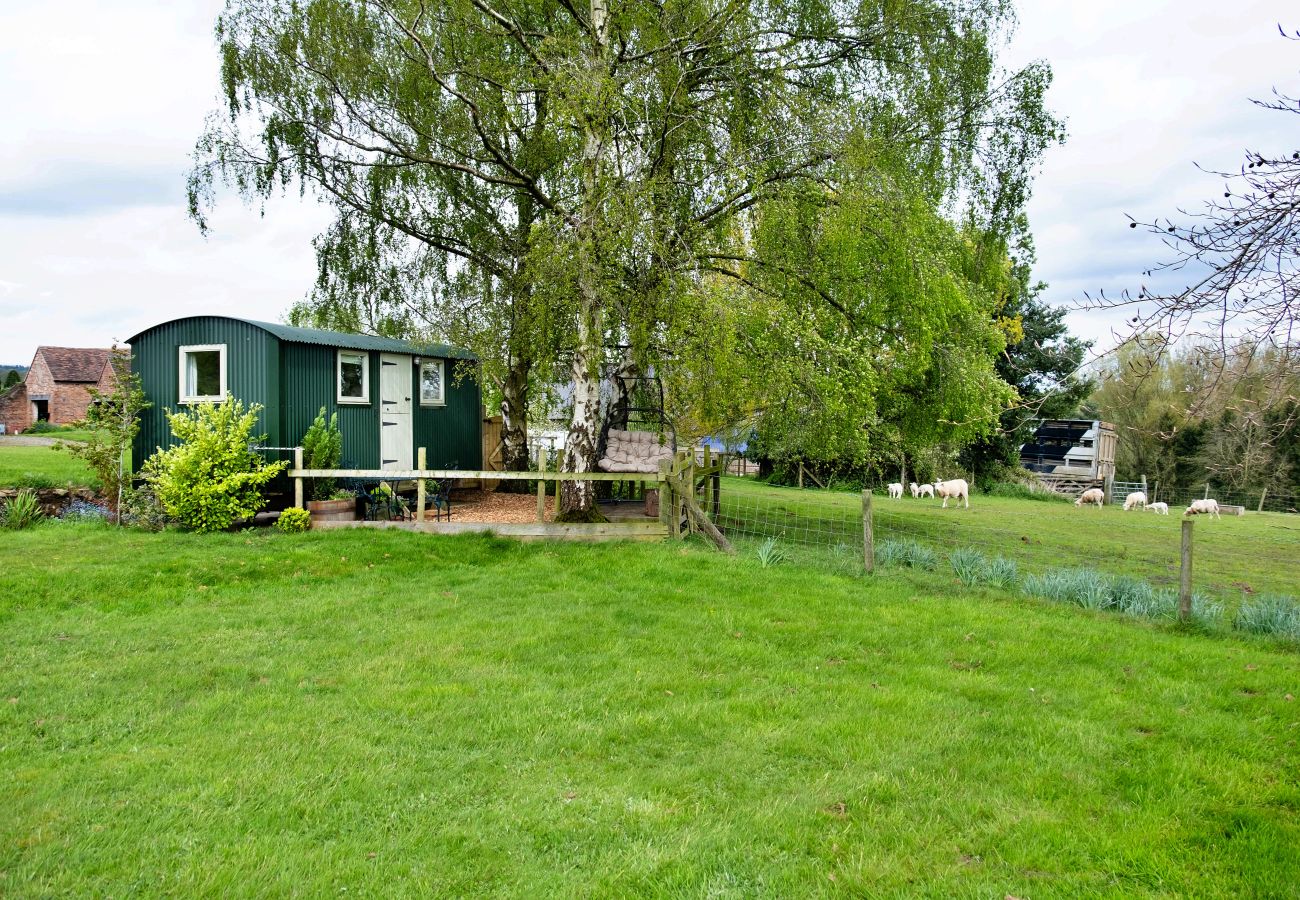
[302,408,352,523]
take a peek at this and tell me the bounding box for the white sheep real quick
[1146,502,1169,515]
[1184,498,1221,519]
[1122,491,1148,511]
[917,483,934,498]
[908,482,920,498]
[933,478,969,509]
[1075,488,1104,508]
[887,482,904,500]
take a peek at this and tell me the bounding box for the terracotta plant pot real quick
[307,498,357,525]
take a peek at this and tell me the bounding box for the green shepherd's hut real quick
[127,316,482,473]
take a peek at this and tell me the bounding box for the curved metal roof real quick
[127,316,476,360]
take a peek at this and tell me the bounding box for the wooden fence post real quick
[1204,482,1211,500]
[537,457,546,523]
[703,446,713,516]
[862,490,874,574]
[416,447,427,523]
[1258,488,1267,513]
[1179,519,1193,622]
[658,460,672,534]
[293,447,304,509]
[798,462,804,489]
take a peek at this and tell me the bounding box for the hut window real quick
[419,359,444,406]
[178,344,226,403]
[337,350,369,403]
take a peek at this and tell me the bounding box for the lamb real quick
[1146,501,1170,515]
[1122,491,1148,511]
[1075,488,1104,508]
[933,478,969,509]
[1184,498,1221,519]
[908,482,920,498]
[916,483,934,498]
[887,482,904,500]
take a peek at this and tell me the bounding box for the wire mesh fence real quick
[711,477,1300,609]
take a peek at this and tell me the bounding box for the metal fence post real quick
[862,490,874,574]
[1179,519,1194,622]
[1258,488,1267,513]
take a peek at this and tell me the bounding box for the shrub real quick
[119,486,172,532]
[276,506,312,533]
[1233,594,1300,640]
[984,556,1019,590]
[142,395,287,533]
[876,539,936,571]
[301,407,343,501]
[984,482,1071,503]
[1,490,44,530]
[949,548,989,585]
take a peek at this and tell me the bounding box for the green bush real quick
[876,539,937,571]
[142,395,287,534]
[1233,595,1300,640]
[275,506,312,533]
[984,482,1071,503]
[301,407,343,501]
[948,548,989,585]
[0,489,44,530]
[119,486,173,532]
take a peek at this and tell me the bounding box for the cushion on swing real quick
[598,429,672,473]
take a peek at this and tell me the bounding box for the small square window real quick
[178,344,227,403]
[419,359,445,406]
[338,351,369,403]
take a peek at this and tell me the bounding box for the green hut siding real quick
[131,317,279,468]
[129,316,480,474]
[413,362,483,469]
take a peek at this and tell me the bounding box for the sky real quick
[0,1,1297,365]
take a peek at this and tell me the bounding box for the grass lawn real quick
[719,477,1300,599]
[2,525,1298,896]
[0,446,96,489]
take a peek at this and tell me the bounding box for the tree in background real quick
[3,369,20,389]
[58,353,150,521]
[193,0,1059,517]
[960,230,1093,487]
[1084,27,1300,395]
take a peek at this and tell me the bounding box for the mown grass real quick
[720,477,1300,599]
[0,446,96,489]
[2,524,1299,896]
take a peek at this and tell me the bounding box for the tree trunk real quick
[499,360,531,472]
[558,0,611,521]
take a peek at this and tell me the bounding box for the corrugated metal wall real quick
[413,359,483,469]
[131,317,481,474]
[130,317,278,469]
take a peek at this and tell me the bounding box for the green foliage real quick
[119,486,172,532]
[984,481,1072,503]
[2,368,20,388]
[275,507,312,534]
[300,407,342,501]
[876,539,937,571]
[756,537,787,568]
[57,353,150,518]
[948,548,990,585]
[23,421,66,434]
[1233,595,1300,641]
[0,489,44,530]
[142,395,286,534]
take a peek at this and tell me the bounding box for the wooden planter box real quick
[307,498,357,525]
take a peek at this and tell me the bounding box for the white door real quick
[379,353,413,471]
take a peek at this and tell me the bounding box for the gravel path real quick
[0,435,83,447]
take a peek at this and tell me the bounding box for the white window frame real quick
[419,358,446,407]
[178,344,227,404]
[337,350,370,404]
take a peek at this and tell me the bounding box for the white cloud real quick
[0,0,1296,363]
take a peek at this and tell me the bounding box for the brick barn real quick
[0,347,120,434]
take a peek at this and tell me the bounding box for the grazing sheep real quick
[1122,491,1148,511]
[1184,498,1221,519]
[887,482,904,500]
[917,483,934,498]
[908,482,920,498]
[1146,501,1169,515]
[1075,488,1104,508]
[933,478,969,509]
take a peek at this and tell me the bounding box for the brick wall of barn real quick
[0,383,30,433]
